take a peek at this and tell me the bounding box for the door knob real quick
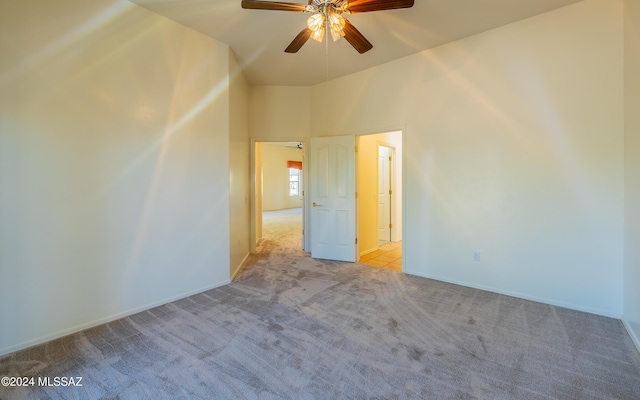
[313,202,318,207]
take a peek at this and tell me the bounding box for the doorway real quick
[250,132,403,272]
[251,140,308,253]
[356,131,403,272]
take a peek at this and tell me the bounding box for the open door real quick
[309,135,356,262]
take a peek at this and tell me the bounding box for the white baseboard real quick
[359,247,378,257]
[622,318,640,354]
[404,269,622,319]
[231,253,251,281]
[0,279,230,357]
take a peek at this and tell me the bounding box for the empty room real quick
[1,0,639,398]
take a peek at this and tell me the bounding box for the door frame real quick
[355,129,404,269]
[250,138,310,253]
[249,128,405,271]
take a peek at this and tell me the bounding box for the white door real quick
[309,135,356,262]
[377,146,392,243]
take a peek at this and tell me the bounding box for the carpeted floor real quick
[1,208,639,399]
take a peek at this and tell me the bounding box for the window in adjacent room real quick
[289,168,300,196]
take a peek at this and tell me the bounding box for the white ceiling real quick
[130,0,583,86]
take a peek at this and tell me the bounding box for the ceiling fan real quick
[241,0,414,54]
[286,142,303,149]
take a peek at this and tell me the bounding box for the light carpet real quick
[1,208,639,399]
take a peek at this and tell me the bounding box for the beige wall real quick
[623,0,640,350]
[229,50,251,279]
[308,0,624,317]
[358,132,403,256]
[248,0,625,318]
[0,0,231,355]
[261,144,303,211]
[249,86,311,139]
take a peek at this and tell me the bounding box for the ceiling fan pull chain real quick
[325,16,329,56]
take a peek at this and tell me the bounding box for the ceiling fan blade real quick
[348,0,414,13]
[342,19,373,54]
[285,27,312,53]
[241,0,307,12]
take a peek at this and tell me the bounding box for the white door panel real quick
[377,146,391,243]
[310,136,356,262]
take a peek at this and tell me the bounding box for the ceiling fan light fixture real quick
[328,12,346,41]
[307,13,326,42]
[311,27,325,42]
[307,8,345,43]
